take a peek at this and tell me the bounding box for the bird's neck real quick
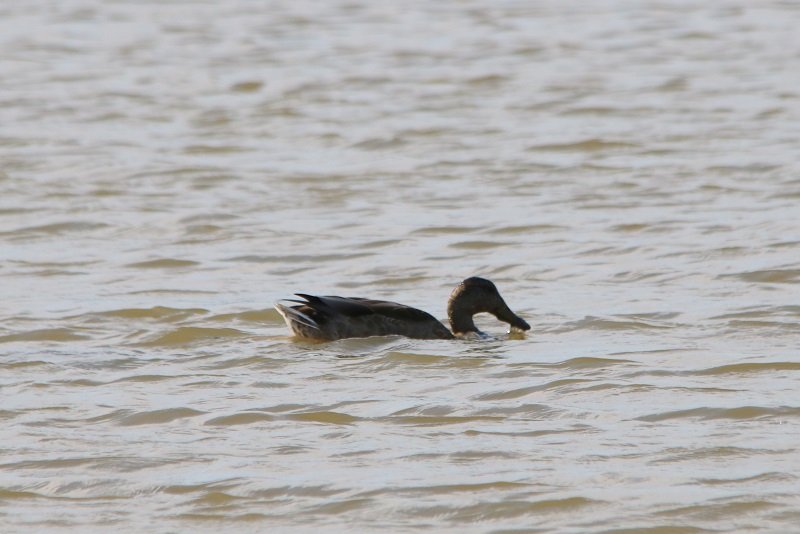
[448,308,478,335]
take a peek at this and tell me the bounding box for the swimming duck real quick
[275,277,531,341]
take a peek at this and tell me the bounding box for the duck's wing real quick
[275,294,374,340]
[294,294,375,317]
[345,297,443,323]
[277,294,453,340]
[305,295,439,324]
[275,301,323,334]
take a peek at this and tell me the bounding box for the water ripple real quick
[136,327,248,347]
[411,496,600,521]
[636,406,800,422]
[117,408,205,426]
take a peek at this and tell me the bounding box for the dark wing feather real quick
[297,295,439,323]
[281,293,452,340]
[350,299,441,323]
[296,295,374,317]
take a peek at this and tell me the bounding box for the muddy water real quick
[2,1,800,532]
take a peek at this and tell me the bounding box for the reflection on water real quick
[2,0,800,531]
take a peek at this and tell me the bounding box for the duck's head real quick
[447,277,531,336]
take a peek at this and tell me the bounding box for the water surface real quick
[2,0,800,532]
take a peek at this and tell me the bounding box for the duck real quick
[275,277,531,341]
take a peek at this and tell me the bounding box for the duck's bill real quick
[495,304,531,332]
[508,316,531,332]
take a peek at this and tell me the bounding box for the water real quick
[2,0,800,532]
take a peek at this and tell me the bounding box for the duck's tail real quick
[274,301,322,335]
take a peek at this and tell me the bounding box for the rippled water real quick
[2,1,800,532]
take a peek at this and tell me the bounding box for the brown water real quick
[2,1,800,532]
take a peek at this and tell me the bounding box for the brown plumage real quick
[275,277,530,341]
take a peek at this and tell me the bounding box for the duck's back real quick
[275,294,454,340]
